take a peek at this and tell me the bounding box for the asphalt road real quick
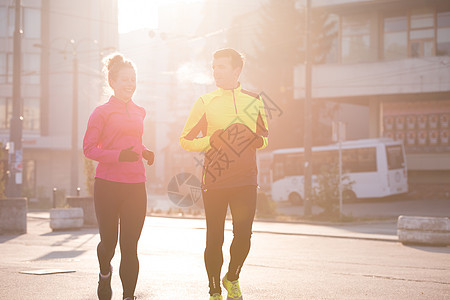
[0,214,449,299]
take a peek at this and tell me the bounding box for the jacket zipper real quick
[232,89,237,114]
[125,102,130,117]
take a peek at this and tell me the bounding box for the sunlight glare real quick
[118,0,203,33]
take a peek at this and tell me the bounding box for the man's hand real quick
[118,146,139,162]
[142,149,154,166]
[252,134,264,148]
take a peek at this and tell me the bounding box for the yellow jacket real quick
[180,85,269,189]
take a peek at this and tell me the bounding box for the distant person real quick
[180,48,269,300]
[83,53,154,300]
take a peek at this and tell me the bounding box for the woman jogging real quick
[83,53,154,300]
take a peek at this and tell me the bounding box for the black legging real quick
[202,185,257,295]
[94,178,147,299]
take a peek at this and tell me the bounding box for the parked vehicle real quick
[269,138,408,204]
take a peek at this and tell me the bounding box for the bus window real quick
[342,149,358,172]
[273,155,285,181]
[286,153,304,176]
[312,150,337,174]
[357,147,377,172]
[342,148,377,173]
[386,145,404,170]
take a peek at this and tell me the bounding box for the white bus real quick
[271,138,408,204]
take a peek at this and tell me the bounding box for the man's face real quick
[212,56,241,90]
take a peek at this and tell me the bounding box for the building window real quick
[437,11,450,56]
[409,8,435,57]
[23,98,40,131]
[0,97,40,131]
[22,53,40,85]
[323,13,339,64]
[0,7,7,37]
[383,15,408,60]
[23,7,40,39]
[0,5,40,38]
[0,53,6,84]
[382,8,449,59]
[341,14,375,63]
[1,53,40,84]
[7,7,14,37]
[0,98,12,129]
[7,53,13,84]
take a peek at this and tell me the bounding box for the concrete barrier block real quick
[50,208,83,231]
[66,196,97,227]
[397,215,450,246]
[0,198,27,235]
[397,216,449,231]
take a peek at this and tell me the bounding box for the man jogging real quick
[180,48,269,300]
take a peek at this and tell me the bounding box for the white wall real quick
[295,57,450,99]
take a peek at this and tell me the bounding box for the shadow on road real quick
[33,250,87,261]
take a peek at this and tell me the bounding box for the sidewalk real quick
[27,210,398,242]
[277,198,450,219]
[27,196,449,244]
[148,193,450,218]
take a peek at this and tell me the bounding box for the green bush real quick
[83,157,95,196]
[312,161,354,217]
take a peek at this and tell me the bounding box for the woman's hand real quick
[118,146,139,162]
[142,149,154,166]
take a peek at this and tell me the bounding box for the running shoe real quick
[97,265,112,300]
[222,273,243,300]
[210,293,223,300]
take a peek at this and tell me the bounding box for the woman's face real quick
[110,67,136,102]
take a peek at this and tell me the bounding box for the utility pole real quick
[7,0,23,197]
[71,49,79,196]
[303,0,313,216]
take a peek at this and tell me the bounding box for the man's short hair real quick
[213,48,244,70]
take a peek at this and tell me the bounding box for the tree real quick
[246,0,338,149]
[83,157,95,196]
[312,160,354,217]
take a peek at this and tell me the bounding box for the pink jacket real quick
[83,96,147,183]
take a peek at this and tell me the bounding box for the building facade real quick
[294,0,450,192]
[0,0,118,202]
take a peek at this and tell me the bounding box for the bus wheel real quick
[343,190,357,203]
[289,193,303,205]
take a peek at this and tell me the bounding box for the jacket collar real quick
[218,82,241,95]
[109,95,134,106]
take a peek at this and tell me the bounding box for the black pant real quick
[202,185,257,295]
[94,178,147,299]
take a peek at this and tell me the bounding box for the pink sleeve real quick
[83,108,121,163]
